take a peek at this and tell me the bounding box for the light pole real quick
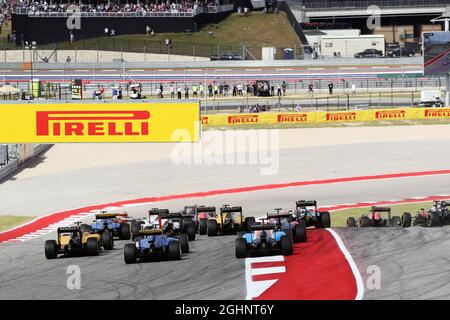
[24,41,37,98]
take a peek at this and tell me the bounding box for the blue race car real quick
[123,229,181,264]
[91,212,131,241]
[235,223,293,258]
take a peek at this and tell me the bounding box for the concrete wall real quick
[0,50,210,63]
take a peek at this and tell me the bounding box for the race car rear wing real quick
[138,229,163,236]
[197,206,216,213]
[251,224,276,231]
[58,226,81,233]
[220,206,242,213]
[296,200,317,208]
[159,212,184,219]
[149,208,170,216]
[371,206,391,212]
[267,213,291,219]
[95,213,118,219]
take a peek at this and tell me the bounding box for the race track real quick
[1,126,450,299]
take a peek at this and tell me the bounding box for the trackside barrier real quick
[201,108,450,126]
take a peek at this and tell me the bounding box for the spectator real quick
[159,83,163,98]
[295,103,302,112]
[177,85,182,99]
[69,31,74,43]
[308,83,313,94]
[208,83,213,97]
[192,83,198,98]
[277,84,282,97]
[199,84,204,98]
[169,83,175,99]
[104,27,109,37]
[328,82,333,95]
[184,86,189,99]
[146,25,151,37]
[282,81,287,96]
[112,87,118,99]
[351,82,356,96]
[66,56,72,63]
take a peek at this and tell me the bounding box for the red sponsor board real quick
[375,110,406,119]
[424,108,450,118]
[326,112,356,121]
[36,110,150,137]
[228,114,259,124]
[277,114,308,123]
[201,116,209,125]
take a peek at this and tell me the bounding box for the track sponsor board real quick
[0,101,200,143]
[424,31,450,76]
[201,108,446,126]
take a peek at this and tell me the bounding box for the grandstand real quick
[11,0,235,45]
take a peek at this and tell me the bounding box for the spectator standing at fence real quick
[224,83,229,97]
[199,84,204,98]
[295,103,302,112]
[328,82,334,95]
[66,56,71,63]
[219,83,223,97]
[192,84,198,98]
[156,86,161,98]
[277,84,282,97]
[112,87,118,100]
[110,29,116,37]
[104,27,109,37]
[146,25,151,37]
[308,83,314,94]
[213,83,219,98]
[177,85,182,99]
[282,81,287,96]
[159,83,164,98]
[208,83,213,97]
[351,82,356,96]
[184,86,189,99]
[69,31,74,44]
[118,87,123,99]
[169,83,175,99]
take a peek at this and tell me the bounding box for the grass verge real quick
[330,202,433,227]
[0,215,35,232]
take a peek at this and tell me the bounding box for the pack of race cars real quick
[44,200,450,262]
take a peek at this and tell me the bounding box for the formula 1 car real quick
[45,225,110,259]
[91,212,131,241]
[158,212,191,253]
[207,205,255,237]
[266,208,307,243]
[235,223,293,258]
[347,206,401,227]
[184,205,217,235]
[401,201,450,227]
[294,200,331,228]
[123,228,181,264]
[130,208,170,240]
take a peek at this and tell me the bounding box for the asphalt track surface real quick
[1,138,450,299]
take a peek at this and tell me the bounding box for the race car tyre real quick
[319,212,331,228]
[401,212,412,228]
[428,212,441,227]
[281,235,293,256]
[168,241,181,260]
[347,217,357,227]
[87,238,100,256]
[119,223,131,240]
[124,243,137,264]
[390,216,401,227]
[207,219,218,237]
[235,238,247,259]
[244,217,256,232]
[186,223,196,241]
[294,222,307,243]
[199,219,207,235]
[45,240,58,259]
[179,234,189,253]
[102,231,114,250]
[359,216,370,227]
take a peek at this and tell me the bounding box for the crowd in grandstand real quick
[14,0,217,14]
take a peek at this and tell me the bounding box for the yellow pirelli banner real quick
[201,108,450,126]
[0,101,200,143]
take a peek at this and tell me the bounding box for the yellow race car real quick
[207,205,255,236]
[45,225,112,259]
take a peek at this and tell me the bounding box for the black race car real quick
[347,206,401,227]
[294,200,331,228]
[266,209,307,243]
[401,201,450,227]
[184,205,217,235]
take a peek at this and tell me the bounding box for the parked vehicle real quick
[354,49,383,58]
